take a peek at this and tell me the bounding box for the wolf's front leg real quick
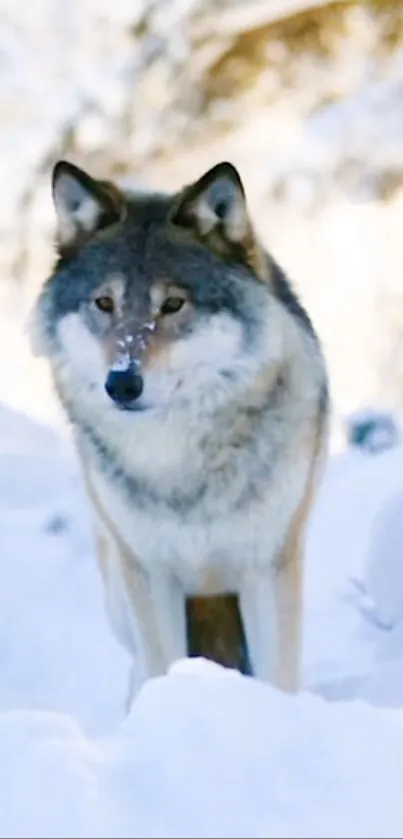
[271,445,323,692]
[95,518,186,709]
[239,548,302,692]
[239,460,318,691]
[273,537,303,692]
[125,569,187,710]
[239,569,280,686]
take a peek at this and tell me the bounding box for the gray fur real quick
[31,160,329,696]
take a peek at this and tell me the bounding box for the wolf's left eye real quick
[94,295,114,314]
[160,296,185,316]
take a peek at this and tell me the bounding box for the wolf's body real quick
[31,159,328,704]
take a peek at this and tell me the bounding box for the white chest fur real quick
[83,434,308,596]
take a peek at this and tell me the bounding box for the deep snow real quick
[1,396,403,837]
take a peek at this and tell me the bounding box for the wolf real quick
[30,158,329,705]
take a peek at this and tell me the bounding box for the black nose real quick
[105,368,144,406]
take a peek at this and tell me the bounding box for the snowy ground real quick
[1,316,403,836]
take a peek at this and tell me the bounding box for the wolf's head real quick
[32,160,291,423]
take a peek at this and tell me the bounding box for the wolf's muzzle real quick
[105,366,144,408]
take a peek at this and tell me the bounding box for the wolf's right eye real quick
[94,295,114,314]
[160,296,185,316]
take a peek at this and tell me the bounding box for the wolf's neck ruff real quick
[73,375,285,515]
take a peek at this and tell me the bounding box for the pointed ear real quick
[169,162,268,279]
[170,162,248,241]
[52,161,124,249]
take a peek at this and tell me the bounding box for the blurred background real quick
[2,0,403,446]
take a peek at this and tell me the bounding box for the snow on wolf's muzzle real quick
[104,319,156,408]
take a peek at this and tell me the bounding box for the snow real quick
[1,391,403,836]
